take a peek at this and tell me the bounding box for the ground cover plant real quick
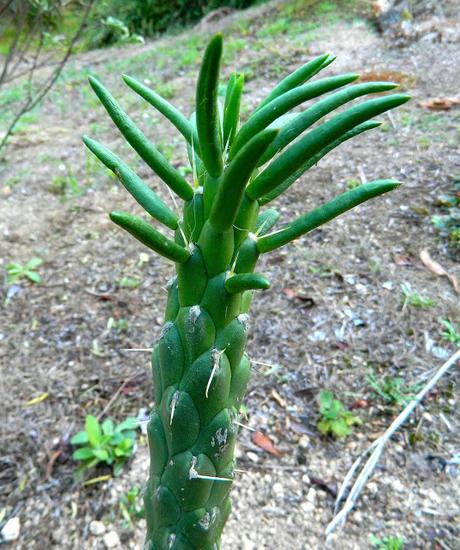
[84,32,409,548]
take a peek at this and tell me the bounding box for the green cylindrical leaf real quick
[255,208,280,234]
[225,273,270,294]
[83,136,178,230]
[223,73,244,148]
[230,73,359,158]
[259,81,399,165]
[255,53,331,112]
[196,34,224,177]
[110,211,190,263]
[259,120,382,205]
[88,76,193,201]
[247,94,410,200]
[209,129,278,233]
[257,180,401,253]
[122,74,194,147]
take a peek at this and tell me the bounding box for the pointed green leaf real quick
[73,447,96,461]
[93,449,110,462]
[259,81,399,165]
[255,53,331,112]
[230,73,359,158]
[223,72,244,148]
[88,76,193,201]
[257,180,401,253]
[196,33,224,177]
[209,129,278,232]
[70,431,89,445]
[102,419,114,436]
[25,271,41,283]
[247,94,410,200]
[110,211,190,263]
[83,136,178,230]
[259,120,382,205]
[122,74,194,146]
[225,273,270,294]
[255,208,280,235]
[26,258,43,270]
[86,415,101,448]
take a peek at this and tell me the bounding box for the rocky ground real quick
[0,0,459,548]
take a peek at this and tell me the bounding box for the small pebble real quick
[246,451,259,463]
[103,531,120,548]
[90,520,106,536]
[1,517,20,542]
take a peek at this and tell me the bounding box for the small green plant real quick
[49,169,84,199]
[367,374,418,406]
[370,534,404,549]
[400,282,435,308]
[441,319,460,347]
[119,485,146,528]
[317,390,361,437]
[118,276,142,289]
[431,181,460,250]
[6,258,43,284]
[71,415,137,476]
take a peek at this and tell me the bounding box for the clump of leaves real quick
[367,374,418,406]
[71,415,137,476]
[431,180,460,250]
[370,534,404,549]
[317,390,361,437]
[6,258,43,284]
[441,319,460,347]
[119,485,146,528]
[400,282,435,308]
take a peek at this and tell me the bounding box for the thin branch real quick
[0,0,96,152]
[325,348,460,539]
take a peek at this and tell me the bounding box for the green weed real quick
[400,282,435,308]
[71,415,137,476]
[370,535,404,550]
[6,258,43,285]
[119,485,145,528]
[367,374,419,406]
[441,319,460,347]
[317,390,361,438]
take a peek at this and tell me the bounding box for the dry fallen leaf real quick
[419,249,459,293]
[419,97,460,111]
[251,431,283,457]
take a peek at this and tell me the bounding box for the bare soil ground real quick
[1,1,459,548]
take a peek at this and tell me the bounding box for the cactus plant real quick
[83,34,409,550]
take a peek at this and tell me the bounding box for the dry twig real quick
[326,348,460,538]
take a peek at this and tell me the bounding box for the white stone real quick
[306,487,316,504]
[89,520,106,536]
[246,451,259,463]
[103,531,121,548]
[273,482,283,496]
[1,517,20,542]
[301,501,315,514]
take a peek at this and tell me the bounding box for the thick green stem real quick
[144,226,256,549]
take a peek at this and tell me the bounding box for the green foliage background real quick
[85,0,263,48]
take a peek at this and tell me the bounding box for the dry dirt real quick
[0,1,459,549]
